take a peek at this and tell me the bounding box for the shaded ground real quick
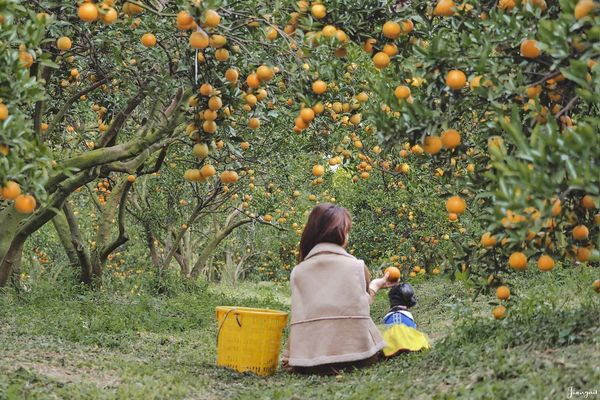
[0,267,598,399]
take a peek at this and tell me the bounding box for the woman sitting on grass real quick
[282,203,394,375]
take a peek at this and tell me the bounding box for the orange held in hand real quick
[385,266,401,282]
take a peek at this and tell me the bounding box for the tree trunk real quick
[63,203,94,285]
[189,217,252,279]
[51,212,79,268]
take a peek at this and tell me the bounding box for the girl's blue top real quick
[383,309,417,328]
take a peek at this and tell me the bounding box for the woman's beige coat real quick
[287,242,385,367]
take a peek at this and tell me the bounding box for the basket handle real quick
[216,308,242,346]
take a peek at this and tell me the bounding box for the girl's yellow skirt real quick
[379,324,431,357]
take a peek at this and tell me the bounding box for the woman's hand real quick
[368,272,397,293]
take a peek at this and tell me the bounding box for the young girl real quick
[381,283,430,357]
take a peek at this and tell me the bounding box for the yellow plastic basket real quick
[215,306,288,376]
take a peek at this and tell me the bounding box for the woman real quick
[283,203,393,375]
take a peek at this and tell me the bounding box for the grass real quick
[0,266,598,400]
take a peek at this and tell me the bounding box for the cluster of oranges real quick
[0,181,36,214]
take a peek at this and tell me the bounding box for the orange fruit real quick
[256,65,274,82]
[481,232,497,247]
[592,279,600,293]
[312,80,327,95]
[551,198,561,216]
[240,141,250,150]
[0,103,8,121]
[14,194,36,214]
[208,96,222,110]
[1,180,21,200]
[199,83,213,97]
[312,165,325,177]
[575,247,592,262]
[446,195,466,214]
[520,39,541,59]
[363,38,376,53]
[575,0,596,19]
[499,0,517,9]
[572,225,589,241]
[246,73,260,89]
[311,4,326,19]
[193,143,209,158]
[382,21,401,39]
[448,212,458,221]
[127,175,136,183]
[78,2,98,22]
[537,254,555,271]
[382,43,398,57]
[446,70,466,90]
[492,305,506,320]
[440,129,461,149]
[581,195,596,209]
[184,169,203,182]
[200,164,216,177]
[496,286,510,300]
[433,0,456,16]
[248,117,260,129]
[204,9,221,27]
[189,31,210,49]
[220,170,239,184]
[385,266,401,282]
[372,52,390,69]
[401,20,414,33]
[225,68,239,83]
[423,136,442,154]
[214,48,229,61]
[101,7,118,24]
[176,10,194,29]
[394,85,411,99]
[141,33,157,48]
[300,108,315,122]
[56,36,72,51]
[508,252,528,270]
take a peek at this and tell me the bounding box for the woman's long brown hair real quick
[299,203,352,261]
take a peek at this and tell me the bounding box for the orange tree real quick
[1,0,598,314]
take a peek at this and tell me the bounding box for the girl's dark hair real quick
[299,203,352,261]
[388,283,417,308]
